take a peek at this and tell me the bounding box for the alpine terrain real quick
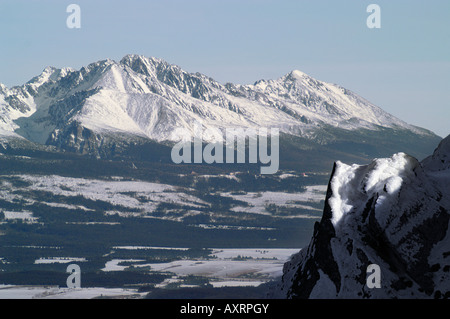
[0,55,446,298]
[0,54,441,171]
[275,134,450,298]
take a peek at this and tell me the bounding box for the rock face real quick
[276,135,450,299]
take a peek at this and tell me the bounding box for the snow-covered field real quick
[34,257,87,264]
[0,174,327,221]
[221,185,327,216]
[3,211,38,223]
[0,173,316,297]
[102,259,145,272]
[102,248,299,288]
[0,285,143,299]
[0,174,208,220]
[0,248,300,298]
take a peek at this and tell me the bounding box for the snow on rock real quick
[422,135,450,172]
[328,152,420,228]
[0,55,437,156]
[274,135,450,299]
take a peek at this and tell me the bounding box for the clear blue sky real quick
[0,0,449,137]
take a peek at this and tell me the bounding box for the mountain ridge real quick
[0,54,441,165]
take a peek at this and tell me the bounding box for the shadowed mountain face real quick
[0,55,441,171]
[275,135,450,299]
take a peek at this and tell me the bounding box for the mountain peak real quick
[120,54,166,77]
[279,69,321,89]
[26,66,58,85]
[82,59,116,72]
[121,53,145,60]
[121,54,149,65]
[0,54,441,158]
[275,137,449,299]
[422,134,450,172]
[26,66,76,87]
[288,69,309,80]
[43,66,57,73]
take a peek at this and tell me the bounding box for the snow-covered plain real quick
[101,248,299,288]
[0,174,208,220]
[3,211,38,223]
[0,285,143,299]
[34,257,87,264]
[0,248,300,298]
[221,185,327,217]
[0,174,327,221]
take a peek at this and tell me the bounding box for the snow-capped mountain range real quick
[275,134,450,298]
[0,54,437,157]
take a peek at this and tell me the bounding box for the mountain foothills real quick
[275,134,450,298]
[0,54,441,171]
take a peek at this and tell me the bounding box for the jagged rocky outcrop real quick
[275,135,450,298]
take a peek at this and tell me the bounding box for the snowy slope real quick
[0,54,437,155]
[275,134,450,299]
